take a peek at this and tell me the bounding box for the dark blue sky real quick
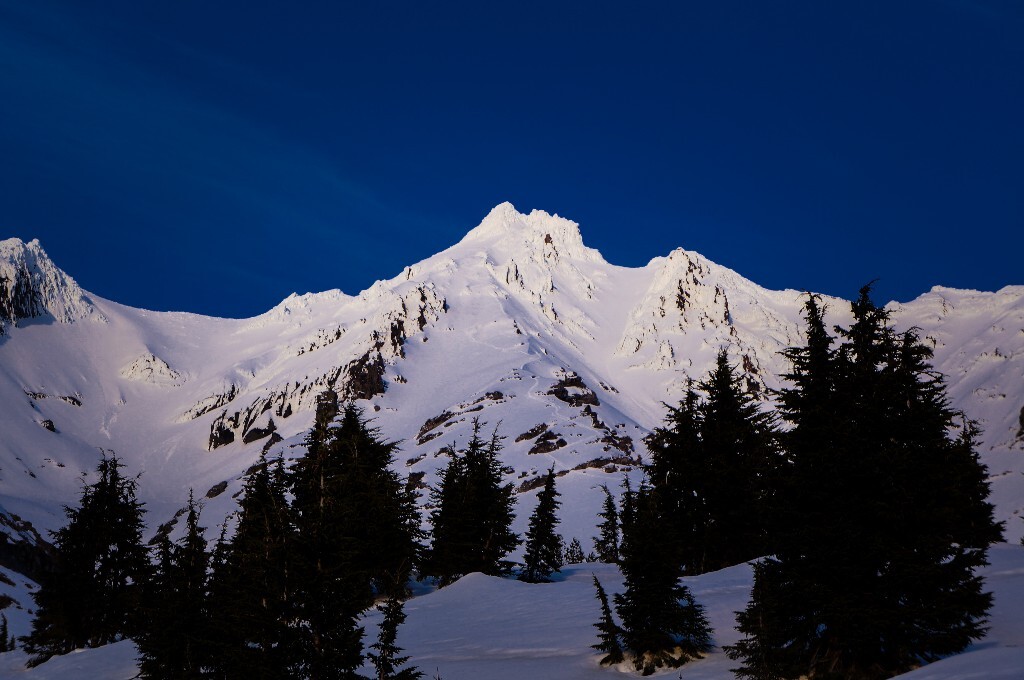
[1,1,1021,317]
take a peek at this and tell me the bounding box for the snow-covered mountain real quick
[1,204,1022,600]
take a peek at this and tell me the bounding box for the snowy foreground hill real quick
[2,545,1024,679]
[1,203,1023,677]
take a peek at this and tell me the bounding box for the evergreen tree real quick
[614,485,712,675]
[207,456,297,679]
[137,492,210,679]
[618,477,636,539]
[23,454,151,667]
[520,468,563,583]
[646,383,704,573]
[422,420,519,587]
[696,349,780,570]
[0,614,14,652]
[563,538,585,564]
[646,351,780,575]
[591,575,624,666]
[592,485,619,563]
[368,597,423,680]
[289,399,420,679]
[292,401,421,603]
[729,289,1004,680]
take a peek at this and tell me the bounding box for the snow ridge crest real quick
[457,202,603,265]
[0,237,102,334]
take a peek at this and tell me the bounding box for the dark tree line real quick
[613,484,713,674]
[136,492,210,678]
[587,384,752,678]
[21,395,428,678]
[19,399,568,677]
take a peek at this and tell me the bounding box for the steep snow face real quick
[614,248,820,394]
[0,204,1021,564]
[0,238,101,334]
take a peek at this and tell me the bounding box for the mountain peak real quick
[456,202,603,265]
[0,237,101,333]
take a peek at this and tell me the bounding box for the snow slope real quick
[0,203,1022,657]
[4,544,1023,679]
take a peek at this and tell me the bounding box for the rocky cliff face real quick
[0,238,100,335]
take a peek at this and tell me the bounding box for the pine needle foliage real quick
[290,400,420,679]
[292,402,421,604]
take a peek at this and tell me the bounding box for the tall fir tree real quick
[697,349,781,569]
[289,397,420,679]
[614,484,712,675]
[592,484,620,564]
[422,420,519,587]
[618,476,636,538]
[591,575,624,666]
[137,491,210,679]
[645,382,704,573]
[0,614,14,653]
[729,289,1004,680]
[22,454,151,667]
[520,468,564,583]
[367,597,423,680]
[293,400,421,603]
[646,350,781,575]
[207,455,297,679]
